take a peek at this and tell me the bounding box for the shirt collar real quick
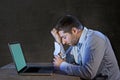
[78,27,88,44]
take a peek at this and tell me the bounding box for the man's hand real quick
[53,55,64,69]
[51,28,61,43]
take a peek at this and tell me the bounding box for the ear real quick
[71,27,78,34]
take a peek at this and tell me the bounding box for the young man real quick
[51,15,120,80]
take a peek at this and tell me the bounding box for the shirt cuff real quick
[60,61,69,71]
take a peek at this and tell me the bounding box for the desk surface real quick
[0,63,81,80]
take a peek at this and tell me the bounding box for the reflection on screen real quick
[9,43,26,71]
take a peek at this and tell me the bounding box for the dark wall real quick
[0,0,120,67]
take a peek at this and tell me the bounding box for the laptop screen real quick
[9,43,26,72]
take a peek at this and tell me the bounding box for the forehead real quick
[58,31,70,37]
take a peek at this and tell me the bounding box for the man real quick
[51,15,120,80]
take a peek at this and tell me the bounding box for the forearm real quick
[60,61,93,79]
[53,42,65,58]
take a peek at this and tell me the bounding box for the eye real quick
[63,36,66,39]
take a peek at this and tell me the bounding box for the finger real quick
[54,55,60,58]
[51,28,55,34]
[53,28,57,32]
[53,60,57,66]
[53,62,56,67]
[53,58,56,62]
[52,28,57,33]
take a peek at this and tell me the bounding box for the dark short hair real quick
[55,15,84,33]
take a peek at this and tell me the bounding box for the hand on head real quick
[51,28,61,44]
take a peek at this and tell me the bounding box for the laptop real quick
[8,42,54,76]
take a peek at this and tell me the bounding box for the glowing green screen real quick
[9,43,26,71]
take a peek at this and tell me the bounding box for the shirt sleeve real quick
[59,33,107,79]
[53,42,66,59]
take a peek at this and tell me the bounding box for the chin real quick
[68,43,75,46]
[69,44,75,46]
[67,44,72,46]
[72,43,77,46]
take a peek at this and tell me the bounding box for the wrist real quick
[55,39,62,44]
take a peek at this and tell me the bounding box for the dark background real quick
[0,0,120,67]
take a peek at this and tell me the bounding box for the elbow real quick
[83,70,96,79]
[83,72,96,79]
[69,68,96,79]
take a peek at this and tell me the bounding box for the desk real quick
[0,63,81,80]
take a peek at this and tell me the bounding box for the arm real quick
[53,42,66,58]
[60,35,106,79]
[51,28,65,58]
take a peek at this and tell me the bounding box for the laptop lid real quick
[8,42,27,73]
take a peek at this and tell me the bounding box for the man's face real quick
[58,29,78,46]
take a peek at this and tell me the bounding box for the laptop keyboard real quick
[25,66,54,73]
